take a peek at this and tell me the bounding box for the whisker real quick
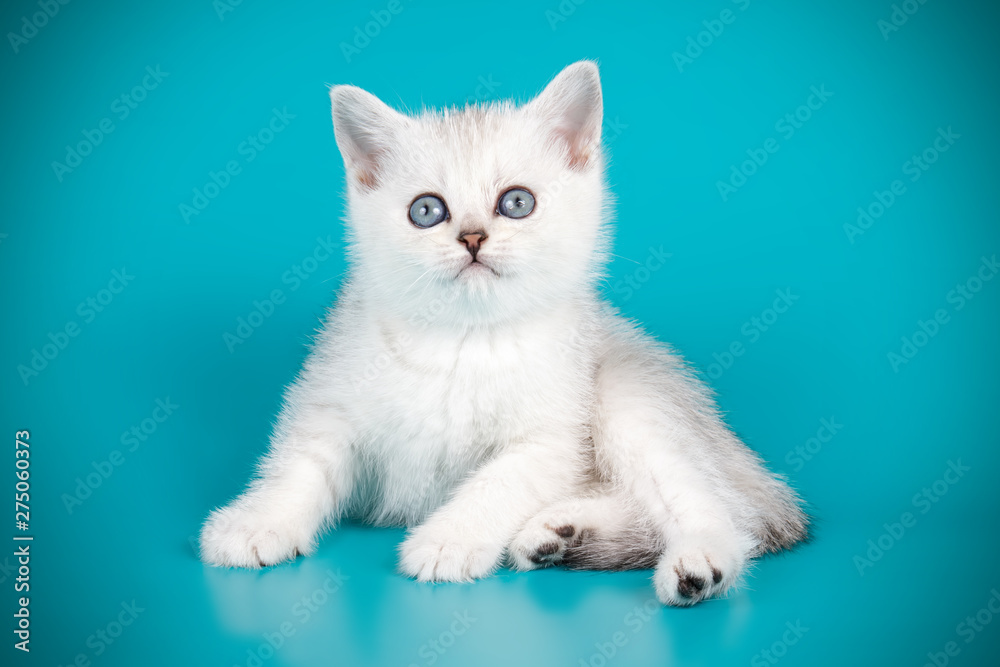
[401,266,435,297]
[609,253,641,265]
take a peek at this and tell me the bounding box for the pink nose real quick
[458,231,487,259]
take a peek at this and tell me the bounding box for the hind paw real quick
[653,533,745,606]
[508,515,582,570]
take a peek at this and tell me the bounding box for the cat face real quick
[330,61,608,325]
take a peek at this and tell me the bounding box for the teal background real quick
[2,0,999,665]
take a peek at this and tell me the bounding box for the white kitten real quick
[200,61,807,605]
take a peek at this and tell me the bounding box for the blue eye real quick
[409,194,449,228]
[497,188,535,219]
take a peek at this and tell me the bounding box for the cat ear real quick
[527,61,603,170]
[330,85,408,189]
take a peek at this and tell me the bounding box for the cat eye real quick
[497,188,535,219]
[408,194,449,228]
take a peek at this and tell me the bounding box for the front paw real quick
[399,522,503,582]
[653,532,746,606]
[200,499,315,568]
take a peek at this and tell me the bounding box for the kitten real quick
[200,61,807,606]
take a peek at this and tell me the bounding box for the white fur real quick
[200,61,806,606]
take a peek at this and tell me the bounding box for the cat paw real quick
[508,514,581,570]
[399,522,502,582]
[200,501,314,568]
[653,533,744,606]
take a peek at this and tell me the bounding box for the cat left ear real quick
[330,85,408,189]
[527,61,603,170]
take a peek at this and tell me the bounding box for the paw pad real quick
[554,525,576,538]
[654,542,743,606]
[675,570,707,599]
[530,541,561,563]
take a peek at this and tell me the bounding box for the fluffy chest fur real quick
[335,302,593,523]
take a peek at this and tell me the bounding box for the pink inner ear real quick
[554,123,597,170]
[543,85,602,171]
[355,168,378,190]
[348,145,388,191]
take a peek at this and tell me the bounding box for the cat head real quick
[330,61,609,327]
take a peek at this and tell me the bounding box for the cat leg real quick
[200,401,354,568]
[509,491,663,571]
[593,328,803,605]
[595,402,751,604]
[399,436,584,582]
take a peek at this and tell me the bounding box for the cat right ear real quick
[527,61,604,170]
[330,85,407,189]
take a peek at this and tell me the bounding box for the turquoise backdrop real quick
[2,0,999,665]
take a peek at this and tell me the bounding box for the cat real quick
[199,60,807,606]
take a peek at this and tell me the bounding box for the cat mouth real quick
[457,259,500,278]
